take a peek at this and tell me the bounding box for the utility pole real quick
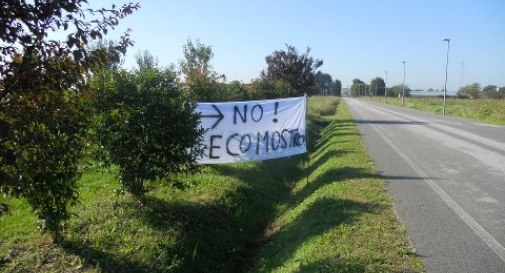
[443,38,450,116]
[401,61,406,107]
[384,71,387,104]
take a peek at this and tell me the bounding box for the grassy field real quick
[369,96,505,125]
[0,97,423,272]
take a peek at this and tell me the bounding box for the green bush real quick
[0,0,139,242]
[478,103,492,119]
[92,58,205,199]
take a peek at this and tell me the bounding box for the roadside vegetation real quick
[1,2,425,272]
[367,96,505,125]
[0,97,423,272]
[0,0,329,244]
[248,97,423,272]
[348,76,504,126]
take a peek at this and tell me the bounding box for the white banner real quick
[196,96,307,164]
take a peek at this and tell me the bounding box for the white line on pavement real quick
[367,119,505,263]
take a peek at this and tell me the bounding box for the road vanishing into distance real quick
[345,98,505,273]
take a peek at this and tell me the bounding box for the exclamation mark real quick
[273,102,279,123]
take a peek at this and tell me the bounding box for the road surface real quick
[345,98,505,273]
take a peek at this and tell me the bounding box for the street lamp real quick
[442,38,450,116]
[375,78,378,97]
[401,61,406,107]
[384,70,387,104]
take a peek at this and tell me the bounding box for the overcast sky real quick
[88,0,505,91]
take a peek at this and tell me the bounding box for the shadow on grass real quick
[250,113,391,271]
[58,104,409,273]
[209,156,306,266]
[256,196,385,272]
[60,111,328,273]
[250,110,423,272]
[297,257,366,273]
[209,157,306,209]
[308,150,352,174]
[296,166,376,208]
[139,196,247,273]
[297,256,422,273]
[306,116,357,169]
[62,240,146,273]
[313,123,357,151]
[63,195,250,273]
[303,165,434,206]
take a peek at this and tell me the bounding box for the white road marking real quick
[365,118,505,263]
[366,103,505,154]
[362,101,505,177]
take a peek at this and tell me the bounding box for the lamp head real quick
[443,38,450,42]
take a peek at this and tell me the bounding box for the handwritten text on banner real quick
[196,96,306,164]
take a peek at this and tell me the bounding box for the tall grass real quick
[370,96,505,125]
[1,158,303,272]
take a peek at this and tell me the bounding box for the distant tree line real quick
[426,84,505,99]
[347,78,505,100]
[349,78,410,98]
[457,83,505,99]
[314,72,342,96]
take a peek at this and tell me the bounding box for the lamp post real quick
[401,61,406,107]
[375,78,378,97]
[442,38,450,116]
[384,71,387,104]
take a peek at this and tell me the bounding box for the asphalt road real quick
[345,98,505,273]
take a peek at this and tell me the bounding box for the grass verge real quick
[0,96,423,272]
[248,97,423,272]
[369,96,505,125]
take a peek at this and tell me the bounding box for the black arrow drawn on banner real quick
[200,104,224,129]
